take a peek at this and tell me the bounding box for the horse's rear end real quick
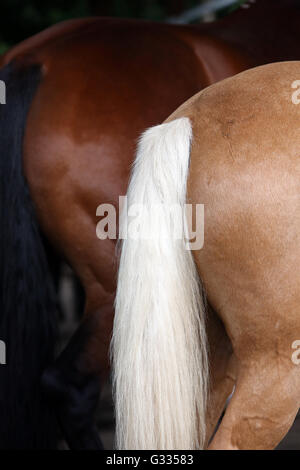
[114,61,300,450]
[187,61,300,449]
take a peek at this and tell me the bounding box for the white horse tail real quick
[112,117,208,450]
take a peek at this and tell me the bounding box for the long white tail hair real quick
[112,117,208,450]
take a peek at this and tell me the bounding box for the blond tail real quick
[112,117,208,450]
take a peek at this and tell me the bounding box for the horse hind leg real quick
[189,134,300,448]
[208,351,300,450]
[42,299,114,449]
[195,250,300,449]
[204,305,237,446]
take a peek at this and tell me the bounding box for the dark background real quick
[0,0,244,53]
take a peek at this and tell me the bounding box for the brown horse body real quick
[0,0,299,448]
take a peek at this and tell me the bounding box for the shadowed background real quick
[0,0,245,53]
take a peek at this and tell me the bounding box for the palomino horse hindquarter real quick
[113,61,300,450]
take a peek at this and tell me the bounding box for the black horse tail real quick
[0,61,58,448]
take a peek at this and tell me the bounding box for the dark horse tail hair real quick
[0,61,58,448]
